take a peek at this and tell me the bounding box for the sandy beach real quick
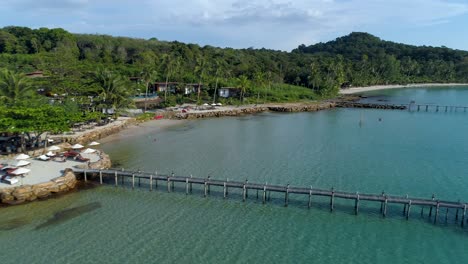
[339,83,468,94]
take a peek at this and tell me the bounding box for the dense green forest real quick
[1,26,468,104]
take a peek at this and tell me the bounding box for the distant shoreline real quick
[339,83,468,95]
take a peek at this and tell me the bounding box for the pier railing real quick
[337,102,468,113]
[73,168,468,228]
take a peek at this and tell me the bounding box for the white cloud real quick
[0,0,467,50]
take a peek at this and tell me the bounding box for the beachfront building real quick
[184,83,203,95]
[218,87,241,98]
[154,82,178,94]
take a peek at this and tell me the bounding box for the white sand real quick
[339,83,468,95]
[0,152,100,188]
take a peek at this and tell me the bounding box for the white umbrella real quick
[47,138,54,143]
[38,155,50,161]
[15,154,30,160]
[216,103,222,106]
[203,103,209,106]
[13,160,30,167]
[71,144,84,149]
[211,103,217,106]
[89,141,100,146]
[48,145,61,151]
[82,148,96,154]
[46,151,56,157]
[10,167,31,175]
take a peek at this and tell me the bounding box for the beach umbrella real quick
[46,151,56,157]
[15,154,30,160]
[88,141,100,146]
[13,160,30,167]
[71,144,84,149]
[211,103,217,106]
[48,145,61,151]
[10,167,31,175]
[38,155,50,161]
[216,103,222,106]
[82,148,96,154]
[203,103,209,106]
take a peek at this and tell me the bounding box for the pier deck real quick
[73,168,468,227]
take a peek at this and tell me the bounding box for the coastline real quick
[339,83,468,94]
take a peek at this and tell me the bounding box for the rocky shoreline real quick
[174,102,336,119]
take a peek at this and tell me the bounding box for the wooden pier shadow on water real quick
[35,202,101,230]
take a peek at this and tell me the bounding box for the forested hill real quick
[1,26,468,100]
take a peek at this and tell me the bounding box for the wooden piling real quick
[171,173,175,191]
[420,207,424,217]
[242,183,246,202]
[185,178,189,195]
[434,201,440,224]
[355,192,360,215]
[383,197,388,217]
[99,170,103,184]
[189,175,192,193]
[445,208,449,222]
[114,171,118,187]
[225,178,228,196]
[263,185,267,204]
[406,201,412,220]
[204,180,208,197]
[223,182,227,198]
[285,184,290,207]
[417,105,420,111]
[132,174,135,189]
[245,180,248,198]
[150,174,153,191]
[308,187,312,209]
[167,177,171,193]
[403,194,409,215]
[429,194,435,217]
[207,176,211,194]
[426,105,428,111]
[462,205,466,228]
[436,106,439,112]
[84,170,87,182]
[330,188,335,212]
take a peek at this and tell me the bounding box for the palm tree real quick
[236,75,249,103]
[140,68,158,113]
[194,56,205,103]
[0,69,34,106]
[212,60,224,104]
[254,71,266,104]
[93,68,133,114]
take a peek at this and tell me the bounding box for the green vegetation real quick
[1,26,468,148]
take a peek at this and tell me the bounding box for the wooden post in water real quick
[99,170,103,185]
[462,205,466,228]
[429,194,435,217]
[426,105,428,112]
[155,171,158,189]
[150,174,153,191]
[445,208,449,223]
[434,201,440,224]
[456,200,460,221]
[403,194,409,215]
[84,170,87,182]
[167,177,171,193]
[383,197,388,217]
[242,183,247,202]
[380,192,385,213]
[171,172,175,191]
[207,176,211,194]
[436,106,439,112]
[204,179,208,197]
[189,175,193,193]
[225,178,228,196]
[114,171,118,187]
[406,200,412,220]
[132,174,135,189]
[330,187,335,212]
[417,105,420,111]
[263,185,267,204]
[421,207,424,217]
[185,178,189,195]
[245,180,248,198]
[223,182,227,199]
[355,192,360,215]
[445,106,448,112]
[285,184,290,207]
[308,186,313,209]
[121,169,124,185]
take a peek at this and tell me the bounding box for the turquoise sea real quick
[2,86,468,263]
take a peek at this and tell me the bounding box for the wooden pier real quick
[337,101,468,113]
[74,168,468,228]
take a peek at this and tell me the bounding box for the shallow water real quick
[2,86,468,263]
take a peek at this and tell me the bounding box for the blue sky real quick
[1,0,468,51]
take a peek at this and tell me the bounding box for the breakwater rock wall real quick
[174,103,336,119]
[0,170,77,205]
[336,102,407,110]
